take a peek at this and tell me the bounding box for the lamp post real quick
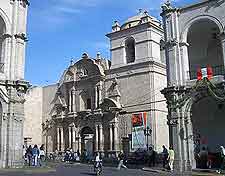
[144,126,152,151]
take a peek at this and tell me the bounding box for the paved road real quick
[0,163,167,176]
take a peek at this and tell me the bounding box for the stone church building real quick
[161,0,225,173]
[0,0,29,168]
[25,10,169,157]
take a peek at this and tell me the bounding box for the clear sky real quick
[25,0,198,86]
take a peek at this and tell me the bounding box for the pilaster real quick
[109,124,113,151]
[95,124,99,151]
[161,2,183,87]
[220,32,225,68]
[99,124,104,151]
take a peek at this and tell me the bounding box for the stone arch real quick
[0,8,11,34]
[181,15,224,43]
[182,88,225,169]
[181,16,224,80]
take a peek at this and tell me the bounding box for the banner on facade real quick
[131,112,147,149]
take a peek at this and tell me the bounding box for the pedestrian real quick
[23,145,27,164]
[162,145,169,169]
[39,144,45,166]
[117,151,127,170]
[32,144,40,167]
[148,147,156,167]
[168,146,175,171]
[198,147,208,169]
[26,145,33,166]
[217,146,225,174]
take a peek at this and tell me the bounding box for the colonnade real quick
[56,122,119,154]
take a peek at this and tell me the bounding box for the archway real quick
[80,126,94,159]
[191,96,225,168]
[187,19,224,79]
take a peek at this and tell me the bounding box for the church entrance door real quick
[80,127,94,160]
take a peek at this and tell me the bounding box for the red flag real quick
[207,66,213,80]
[197,68,202,80]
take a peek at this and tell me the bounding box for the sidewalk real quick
[142,167,222,175]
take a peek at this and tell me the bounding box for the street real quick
[0,163,168,176]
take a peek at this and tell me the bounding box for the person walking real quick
[217,146,225,174]
[168,146,175,171]
[32,145,40,167]
[198,147,208,169]
[162,145,169,169]
[117,152,127,170]
[26,145,33,166]
[148,147,156,167]
[39,144,45,166]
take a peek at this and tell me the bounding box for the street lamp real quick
[144,126,152,151]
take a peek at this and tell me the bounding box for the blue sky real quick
[25,0,198,86]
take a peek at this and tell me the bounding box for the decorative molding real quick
[14,33,28,42]
[167,118,179,126]
[165,38,178,48]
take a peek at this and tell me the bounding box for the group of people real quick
[23,144,45,167]
[63,149,81,162]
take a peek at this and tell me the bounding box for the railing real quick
[187,65,225,80]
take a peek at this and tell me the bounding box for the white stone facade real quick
[0,0,29,168]
[32,10,169,157]
[161,0,225,173]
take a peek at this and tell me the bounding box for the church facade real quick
[38,10,169,157]
[0,0,29,168]
[161,0,225,173]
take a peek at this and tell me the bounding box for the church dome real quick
[121,9,160,30]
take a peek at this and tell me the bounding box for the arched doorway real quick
[80,127,94,159]
[191,96,225,168]
[187,19,224,79]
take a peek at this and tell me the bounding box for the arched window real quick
[125,37,135,63]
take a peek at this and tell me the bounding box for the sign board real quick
[131,112,147,149]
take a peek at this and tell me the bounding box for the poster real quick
[131,112,147,149]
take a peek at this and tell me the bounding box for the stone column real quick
[69,126,72,149]
[78,134,82,153]
[220,32,225,67]
[99,124,103,151]
[69,91,72,112]
[1,34,12,75]
[184,111,196,171]
[109,124,113,151]
[113,122,119,151]
[72,88,76,112]
[180,42,190,82]
[72,126,76,151]
[60,127,64,151]
[99,82,103,105]
[95,86,98,109]
[169,110,184,173]
[57,127,60,151]
[95,124,99,151]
